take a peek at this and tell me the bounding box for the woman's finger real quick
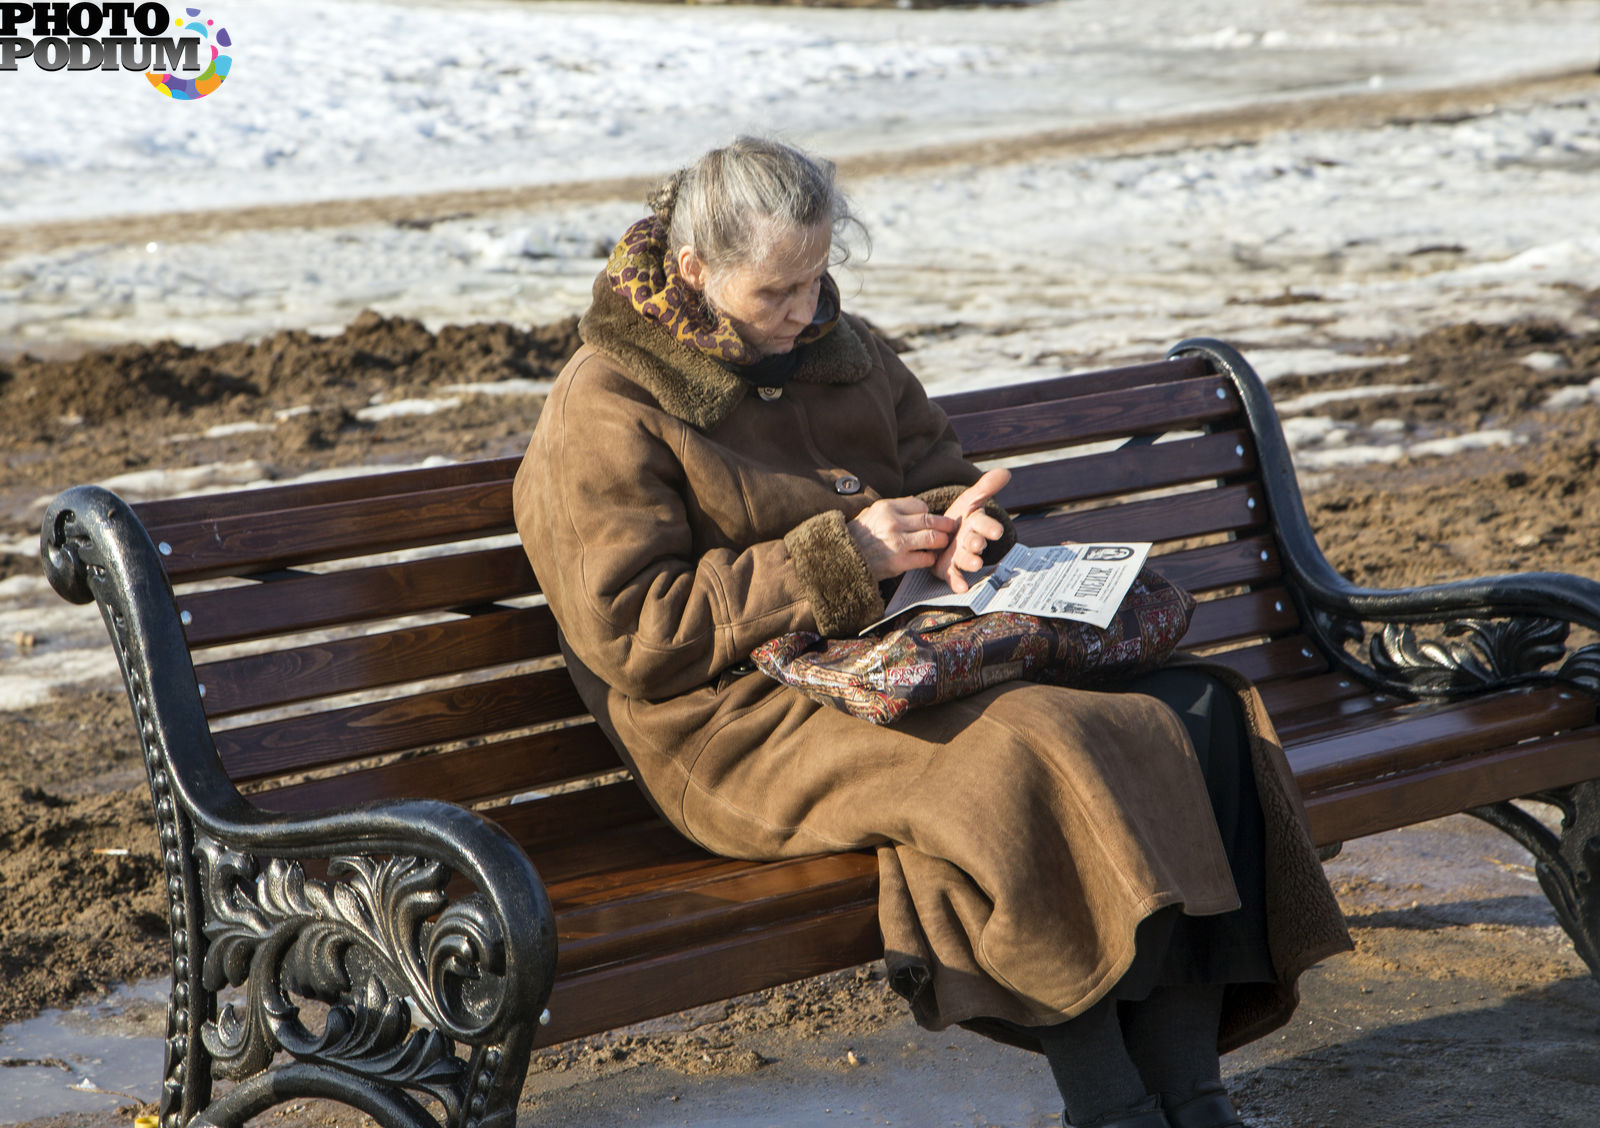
[942,468,1012,520]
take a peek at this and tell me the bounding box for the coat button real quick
[834,475,862,495]
[758,386,782,401]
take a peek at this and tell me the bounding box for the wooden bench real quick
[41,338,1600,1128]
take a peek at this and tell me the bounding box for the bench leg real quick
[1468,781,1600,980]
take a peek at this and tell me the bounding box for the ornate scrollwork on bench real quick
[40,486,556,1128]
[1308,609,1597,701]
[198,840,517,1128]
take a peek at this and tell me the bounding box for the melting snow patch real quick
[440,380,552,397]
[1544,378,1600,411]
[355,398,462,422]
[1273,382,1439,415]
[1293,428,1523,471]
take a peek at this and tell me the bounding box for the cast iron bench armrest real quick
[1174,338,1600,703]
[41,486,558,1128]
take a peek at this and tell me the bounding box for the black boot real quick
[1163,1082,1245,1128]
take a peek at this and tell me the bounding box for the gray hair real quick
[648,136,867,278]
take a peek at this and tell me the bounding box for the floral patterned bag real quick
[750,567,1196,725]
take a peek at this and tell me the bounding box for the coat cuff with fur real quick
[784,509,884,637]
[914,485,1019,565]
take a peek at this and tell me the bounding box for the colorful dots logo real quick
[147,7,231,100]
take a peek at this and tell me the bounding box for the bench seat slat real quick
[215,668,586,782]
[178,545,536,648]
[484,782,662,856]
[554,853,878,976]
[1000,430,1255,514]
[953,376,1238,459]
[251,724,621,814]
[1287,685,1596,795]
[196,605,559,718]
[536,901,882,1048]
[155,481,516,581]
[1304,727,1600,845]
[528,823,728,896]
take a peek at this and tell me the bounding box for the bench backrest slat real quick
[176,545,535,647]
[1018,482,1265,546]
[1001,429,1255,513]
[155,481,515,581]
[953,376,1237,459]
[253,726,623,818]
[195,604,559,718]
[214,668,587,783]
[136,455,525,528]
[934,355,1210,415]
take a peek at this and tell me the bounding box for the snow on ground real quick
[2,0,1595,225]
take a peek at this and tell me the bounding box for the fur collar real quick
[577,272,873,432]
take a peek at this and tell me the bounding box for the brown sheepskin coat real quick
[513,276,1352,1050]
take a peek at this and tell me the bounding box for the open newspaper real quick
[864,541,1152,634]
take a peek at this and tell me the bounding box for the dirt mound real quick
[1267,314,1600,433]
[0,310,579,433]
[0,780,166,1026]
[0,312,577,522]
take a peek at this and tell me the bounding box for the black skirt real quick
[1109,666,1277,998]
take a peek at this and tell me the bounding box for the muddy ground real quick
[3,308,1600,1125]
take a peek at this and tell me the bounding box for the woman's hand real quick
[933,468,1012,593]
[847,498,959,582]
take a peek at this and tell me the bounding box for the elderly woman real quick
[513,137,1350,1128]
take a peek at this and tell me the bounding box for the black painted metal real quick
[39,486,557,1128]
[1468,785,1600,979]
[1167,338,1600,700]
[1168,338,1600,981]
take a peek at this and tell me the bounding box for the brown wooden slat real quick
[532,823,728,900]
[1181,587,1300,649]
[1304,726,1600,846]
[484,781,659,856]
[999,430,1256,514]
[1272,692,1424,743]
[1153,534,1281,595]
[1288,686,1596,795]
[155,480,514,581]
[178,545,535,647]
[252,724,621,814]
[935,355,1210,416]
[952,376,1239,459]
[556,853,878,975]
[1255,672,1371,719]
[135,457,523,529]
[1203,636,1331,681]
[1197,636,1328,685]
[215,668,586,782]
[196,605,559,718]
[1018,483,1266,547]
[536,901,881,1047]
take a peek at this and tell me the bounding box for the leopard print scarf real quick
[606,217,839,368]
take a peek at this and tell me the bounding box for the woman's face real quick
[680,222,831,357]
